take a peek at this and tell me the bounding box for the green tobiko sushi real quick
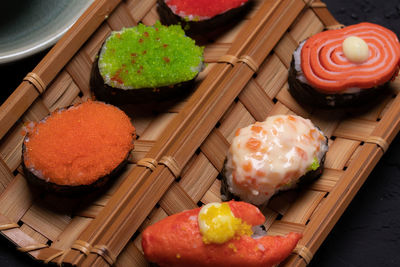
[91,21,204,104]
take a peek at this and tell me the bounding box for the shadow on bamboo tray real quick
[0,0,400,266]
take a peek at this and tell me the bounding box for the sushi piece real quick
[288,22,400,108]
[222,115,328,205]
[91,21,204,104]
[22,101,135,193]
[157,0,251,35]
[142,201,302,267]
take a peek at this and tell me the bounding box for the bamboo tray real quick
[1,0,400,266]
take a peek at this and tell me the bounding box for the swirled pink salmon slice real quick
[301,22,400,92]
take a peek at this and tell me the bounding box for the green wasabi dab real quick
[98,21,204,90]
[308,157,320,171]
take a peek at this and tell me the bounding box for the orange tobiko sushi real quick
[22,101,135,193]
[289,22,400,108]
[142,201,302,267]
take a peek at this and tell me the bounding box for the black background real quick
[1,0,400,266]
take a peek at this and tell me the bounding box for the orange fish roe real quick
[245,138,261,152]
[295,146,307,160]
[250,125,263,133]
[242,161,252,172]
[234,128,241,137]
[23,101,135,186]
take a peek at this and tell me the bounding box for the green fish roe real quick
[98,22,204,89]
[308,157,320,171]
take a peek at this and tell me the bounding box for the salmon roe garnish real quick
[250,125,263,133]
[235,128,241,137]
[246,138,261,151]
[243,161,253,172]
[23,101,135,186]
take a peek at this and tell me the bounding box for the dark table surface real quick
[1,0,400,266]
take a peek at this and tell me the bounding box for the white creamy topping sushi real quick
[224,115,328,205]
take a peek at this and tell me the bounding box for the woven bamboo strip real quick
[237,79,275,122]
[19,224,48,245]
[274,33,299,68]
[106,2,137,30]
[21,204,71,241]
[114,242,149,267]
[0,175,34,222]
[51,217,93,251]
[268,191,298,216]
[81,25,111,64]
[75,205,103,219]
[307,169,343,192]
[369,94,400,148]
[0,83,39,139]
[0,157,13,193]
[290,9,324,41]
[159,183,198,215]
[333,119,378,141]
[0,121,25,172]
[268,221,306,237]
[309,110,343,138]
[259,206,279,230]
[65,54,92,99]
[200,129,231,172]
[179,153,219,203]
[137,207,169,235]
[275,83,312,118]
[141,5,160,25]
[200,179,223,204]
[78,1,306,266]
[0,213,63,260]
[281,190,326,224]
[126,0,157,23]
[255,54,289,99]
[218,102,256,143]
[310,0,342,29]
[324,138,360,170]
[21,99,49,124]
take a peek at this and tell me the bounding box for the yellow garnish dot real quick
[198,203,253,244]
[176,254,181,259]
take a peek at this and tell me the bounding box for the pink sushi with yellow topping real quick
[223,115,328,205]
[142,200,302,267]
